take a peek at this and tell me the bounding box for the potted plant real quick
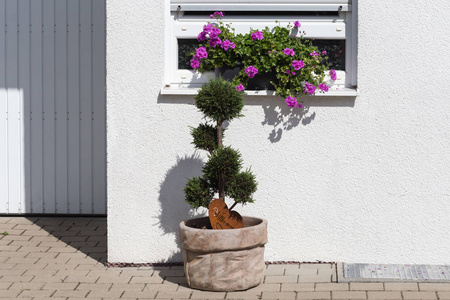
[190,12,337,108]
[180,77,267,292]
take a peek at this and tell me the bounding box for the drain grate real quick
[343,263,450,281]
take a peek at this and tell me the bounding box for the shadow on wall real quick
[157,154,206,262]
[158,94,355,143]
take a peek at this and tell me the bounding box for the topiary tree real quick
[184,77,257,212]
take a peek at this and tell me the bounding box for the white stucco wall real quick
[107,0,450,264]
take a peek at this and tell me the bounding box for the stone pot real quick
[179,216,268,291]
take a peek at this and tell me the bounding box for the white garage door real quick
[0,0,106,214]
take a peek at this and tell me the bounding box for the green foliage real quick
[1,231,8,236]
[190,123,222,153]
[184,176,214,209]
[203,146,243,186]
[184,78,258,210]
[195,77,244,124]
[227,169,258,204]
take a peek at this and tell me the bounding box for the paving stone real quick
[264,275,298,284]
[21,230,49,236]
[155,269,185,277]
[248,283,281,292]
[29,275,66,283]
[287,268,319,276]
[156,291,192,299]
[75,283,113,291]
[97,275,131,283]
[142,283,178,291]
[281,283,314,292]
[1,229,25,235]
[296,291,331,299]
[5,257,40,264]
[64,275,99,283]
[317,268,336,276]
[0,282,12,289]
[13,263,48,270]
[163,276,188,284]
[367,291,402,299]
[0,263,15,270]
[18,290,56,298]
[261,291,296,299]
[47,246,79,253]
[0,235,31,241]
[402,291,438,299]
[0,245,21,251]
[0,275,34,283]
[0,269,26,276]
[86,290,124,298]
[300,264,333,269]
[350,283,384,291]
[0,290,22,298]
[119,268,155,277]
[110,283,146,291]
[43,282,79,290]
[226,290,263,299]
[298,274,332,283]
[53,290,89,298]
[438,292,450,300]
[190,291,227,298]
[121,290,158,299]
[8,282,45,290]
[315,283,349,291]
[332,291,367,299]
[384,283,419,291]
[264,267,285,276]
[419,283,450,291]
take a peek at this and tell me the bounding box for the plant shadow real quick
[156,154,207,262]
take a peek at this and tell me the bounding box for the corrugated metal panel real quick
[0,0,106,214]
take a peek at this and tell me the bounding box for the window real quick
[162,0,357,95]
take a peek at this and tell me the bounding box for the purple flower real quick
[209,36,222,47]
[197,31,208,42]
[310,51,319,57]
[285,96,298,108]
[329,69,337,81]
[210,26,221,36]
[190,58,200,69]
[235,84,245,91]
[221,39,235,51]
[318,83,329,92]
[194,47,208,60]
[203,23,213,32]
[285,70,291,74]
[294,20,301,28]
[292,71,296,75]
[251,31,263,41]
[304,82,316,95]
[210,11,224,19]
[244,66,258,78]
[297,103,303,108]
[292,60,305,70]
[322,51,327,55]
[283,48,295,56]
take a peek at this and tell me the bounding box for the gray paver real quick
[1,217,450,300]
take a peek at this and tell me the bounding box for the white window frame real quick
[162,0,357,96]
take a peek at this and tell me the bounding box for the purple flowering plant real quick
[190,12,333,107]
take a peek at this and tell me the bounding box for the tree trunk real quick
[217,122,225,200]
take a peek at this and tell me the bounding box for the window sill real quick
[160,86,358,97]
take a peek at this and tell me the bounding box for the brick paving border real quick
[1,217,450,299]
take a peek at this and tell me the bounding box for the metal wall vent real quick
[341,263,450,282]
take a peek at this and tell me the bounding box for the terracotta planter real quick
[179,216,268,291]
